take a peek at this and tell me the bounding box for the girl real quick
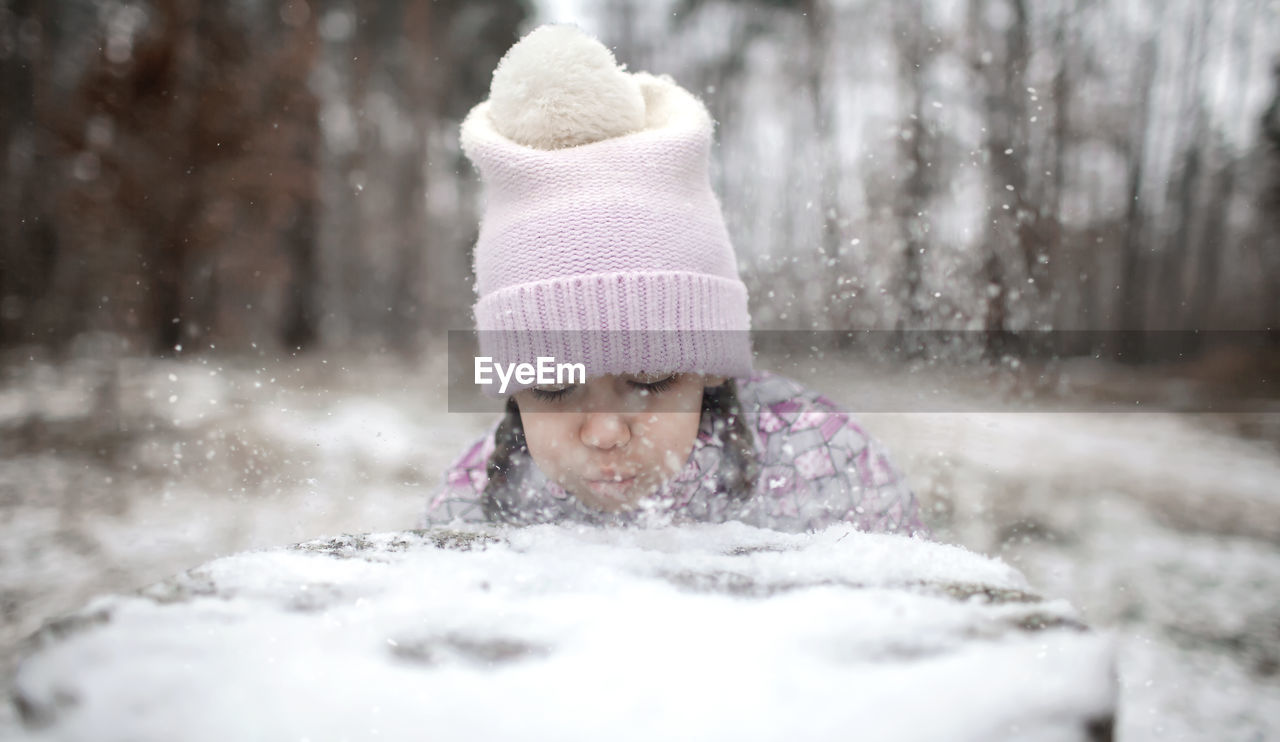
[423,24,930,538]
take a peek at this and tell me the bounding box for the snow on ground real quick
[12,525,1115,742]
[0,349,1277,740]
[856,403,1280,740]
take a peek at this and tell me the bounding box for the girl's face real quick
[513,373,724,512]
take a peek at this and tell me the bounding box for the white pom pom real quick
[487,24,646,149]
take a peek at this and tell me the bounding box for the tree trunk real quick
[279,6,322,351]
[801,0,847,330]
[894,0,930,340]
[1159,2,1211,330]
[1118,39,1159,359]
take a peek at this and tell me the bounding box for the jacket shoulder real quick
[421,418,500,526]
[733,371,932,538]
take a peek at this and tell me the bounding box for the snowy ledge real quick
[11,524,1116,742]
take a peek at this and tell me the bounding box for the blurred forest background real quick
[2,0,1278,360]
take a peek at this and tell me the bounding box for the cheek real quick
[521,417,581,474]
[633,414,701,475]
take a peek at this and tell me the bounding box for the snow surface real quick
[12,524,1114,742]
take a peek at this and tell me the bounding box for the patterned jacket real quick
[423,370,931,537]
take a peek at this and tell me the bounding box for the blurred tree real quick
[1159,2,1211,332]
[1118,39,1158,349]
[0,0,63,348]
[891,0,935,338]
[32,0,322,353]
[0,0,529,357]
[1260,62,1280,336]
[1183,0,1262,334]
[318,0,528,350]
[967,0,1042,348]
[1,0,1275,364]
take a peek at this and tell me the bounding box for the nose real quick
[580,412,631,450]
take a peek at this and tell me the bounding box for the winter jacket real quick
[422,370,932,537]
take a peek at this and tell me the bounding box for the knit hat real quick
[460,23,753,395]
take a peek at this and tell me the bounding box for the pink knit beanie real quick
[460,24,752,394]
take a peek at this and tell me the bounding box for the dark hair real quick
[481,378,759,523]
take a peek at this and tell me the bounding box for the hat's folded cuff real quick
[472,271,753,396]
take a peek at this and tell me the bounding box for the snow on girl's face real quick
[513,373,723,512]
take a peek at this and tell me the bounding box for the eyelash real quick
[633,375,676,395]
[528,375,677,401]
[530,387,572,401]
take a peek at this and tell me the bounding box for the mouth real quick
[584,475,638,500]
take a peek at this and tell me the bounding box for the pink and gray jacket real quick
[423,371,931,538]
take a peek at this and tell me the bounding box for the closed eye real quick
[530,385,575,402]
[628,375,677,395]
